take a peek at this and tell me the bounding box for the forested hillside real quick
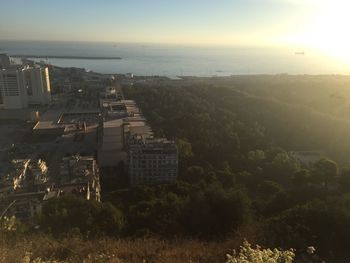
[128,82,350,162]
[121,81,350,261]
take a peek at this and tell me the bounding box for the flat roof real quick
[33,121,64,130]
[129,125,153,135]
[103,119,123,128]
[103,126,123,135]
[98,150,127,167]
[102,142,124,151]
[103,134,123,141]
[124,117,146,122]
[128,121,146,127]
[33,109,64,130]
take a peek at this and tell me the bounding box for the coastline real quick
[10,55,122,60]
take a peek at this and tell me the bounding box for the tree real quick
[292,169,311,188]
[339,167,350,192]
[248,149,265,163]
[181,186,251,237]
[176,138,194,159]
[183,166,205,184]
[313,158,338,189]
[258,180,283,199]
[39,196,124,237]
[267,152,301,184]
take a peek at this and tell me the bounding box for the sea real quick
[0,40,349,77]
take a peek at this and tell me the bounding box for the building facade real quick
[59,155,101,202]
[0,68,28,109]
[128,135,178,185]
[0,54,10,69]
[26,67,51,105]
[0,66,51,109]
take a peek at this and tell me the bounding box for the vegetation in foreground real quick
[0,233,298,263]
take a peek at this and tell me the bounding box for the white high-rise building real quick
[0,66,51,109]
[0,68,28,109]
[25,67,51,105]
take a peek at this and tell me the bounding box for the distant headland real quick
[10,54,122,60]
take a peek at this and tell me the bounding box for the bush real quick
[39,196,124,237]
[226,240,295,263]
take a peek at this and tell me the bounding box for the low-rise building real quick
[102,101,128,118]
[0,159,49,196]
[0,191,45,223]
[59,155,101,201]
[0,189,60,224]
[27,159,49,187]
[7,159,30,190]
[99,86,122,106]
[0,158,53,224]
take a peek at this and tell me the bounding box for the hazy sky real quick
[0,0,348,51]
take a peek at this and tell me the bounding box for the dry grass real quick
[0,234,251,263]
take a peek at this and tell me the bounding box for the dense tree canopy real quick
[39,196,124,237]
[121,83,350,260]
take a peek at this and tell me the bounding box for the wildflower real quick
[307,246,316,255]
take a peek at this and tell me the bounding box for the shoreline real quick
[20,59,350,78]
[10,55,122,60]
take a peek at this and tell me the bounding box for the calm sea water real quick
[0,40,349,76]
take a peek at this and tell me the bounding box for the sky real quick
[0,0,349,55]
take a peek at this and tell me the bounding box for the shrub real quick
[226,240,295,263]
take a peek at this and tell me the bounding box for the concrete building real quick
[0,159,49,197]
[98,119,127,168]
[0,159,31,193]
[0,189,60,224]
[0,191,46,223]
[0,66,51,109]
[128,135,178,185]
[98,99,153,168]
[27,159,49,187]
[0,155,100,223]
[102,101,128,118]
[0,54,11,69]
[0,68,28,109]
[99,86,121,106]
[59,155,101,201]
[25,67,51,105]
[0,158,53,224]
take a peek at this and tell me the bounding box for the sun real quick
[309,2,350,60]
[286,1,350,64]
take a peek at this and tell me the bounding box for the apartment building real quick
[128,135,178,185]
[0,66,51,109]
[0,54,11,69]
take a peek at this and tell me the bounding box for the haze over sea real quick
[1,40,349,77]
